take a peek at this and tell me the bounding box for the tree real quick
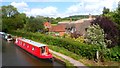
[1,5,27,32]
[86,24,106,47]
[103,2,120,46]
[91,16,119,48]
[118,1,120,10]
[86,24,110,62]
[2,5,19,18]
[104,2,120,26]
[102,7,110,16]
[13,13,27,29]
[25,16,44,32]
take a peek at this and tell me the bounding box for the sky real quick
[1,0,120,18]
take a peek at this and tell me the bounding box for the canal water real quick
[0,36,65,68]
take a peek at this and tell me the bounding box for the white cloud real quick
[23,6,58,17]
[63,0,120,17]
[9,0,120,18]
[0,0,2,2]
[2,0,82,2]
[66,3,84,14]
[11,2,28,9]
[83,0,100,2]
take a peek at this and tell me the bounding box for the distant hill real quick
[43,15,99,24]
[63,15,99,21]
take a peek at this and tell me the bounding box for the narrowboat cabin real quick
[5,34,13,41]
[15,37,53,59]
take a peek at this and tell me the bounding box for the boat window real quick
[27,45,29,48]
[16,39,18,43]
[41,46,45,53]
[23,43,26,46]
[8,35,11,38]
[32,47,35,51]
[20,41,22,45]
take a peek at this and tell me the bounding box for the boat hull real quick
[15,38,53,59]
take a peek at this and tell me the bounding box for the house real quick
[75,20,93,36]
[65,14,95,37]
[49,24,66,36]
[43,22,51,29]
[43,14,95,37]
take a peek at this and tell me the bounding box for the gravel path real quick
[49,49,89,68]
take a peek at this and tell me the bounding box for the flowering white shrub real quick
[86,24,112,61]
[86,24,107,48]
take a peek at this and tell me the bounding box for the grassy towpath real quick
[49,49,88,68]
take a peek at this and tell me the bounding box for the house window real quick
[55,32,59,36]
[85,28,88,31]
[32,47,35,51]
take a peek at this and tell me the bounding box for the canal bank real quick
[50,50,88,68]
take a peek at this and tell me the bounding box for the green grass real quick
[48,45,81,60]
[48,45,92,66]
[51,24,57,26]
[52,53,76,68]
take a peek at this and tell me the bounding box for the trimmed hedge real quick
[10,30,98,59]
[10,30,120,61]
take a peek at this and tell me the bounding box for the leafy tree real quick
[13,13,27,29]
[2,5,19,18]
[118,1,120,10]
[91,16,119,48]
[86,24,107,47]
[103,1,120,45]
[102,7,110,16]
[86,24,110,62]
[1,5,27,32]
[104,1,120,26]
[25,16,44,32]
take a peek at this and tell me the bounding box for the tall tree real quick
[2,5,27,32]
[91,16,119,48]
[2,5,19,18]
[102,7,110,16]
[118,1,120,10]
[25,16,44,32]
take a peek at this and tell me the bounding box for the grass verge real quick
[52,53,76,68]
[48,45,120,67]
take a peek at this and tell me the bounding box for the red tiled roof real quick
[44,22,51,25]
[49,25,66,32]
[44,22,51,28]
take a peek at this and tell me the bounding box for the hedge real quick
[10,30,120,61]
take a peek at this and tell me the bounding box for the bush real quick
[10,30,120,61]
[91,16,119,48]
[86,24,106,47]
[105,46,120,61]
[10,30,98,59]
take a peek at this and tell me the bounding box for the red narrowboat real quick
[15,37,53,59]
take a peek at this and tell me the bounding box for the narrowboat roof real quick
[19,38,46,47]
